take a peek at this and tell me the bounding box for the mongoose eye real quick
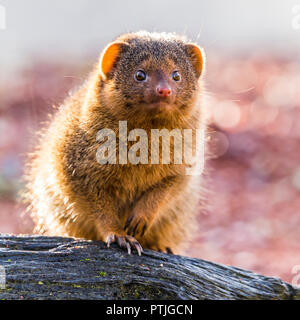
[172,71,181,81]
[135,70,147,82]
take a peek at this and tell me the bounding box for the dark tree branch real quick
[0,235,299,300]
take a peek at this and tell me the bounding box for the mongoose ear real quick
[185,44,205,78]
[99,41,127,80]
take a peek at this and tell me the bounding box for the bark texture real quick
[0,235,299,300]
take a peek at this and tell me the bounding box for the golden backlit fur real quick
[23,31,207,255]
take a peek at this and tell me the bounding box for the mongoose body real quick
[24,31,206,255]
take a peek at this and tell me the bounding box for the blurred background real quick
[0,0,300,283]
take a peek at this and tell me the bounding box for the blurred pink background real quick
[1,52,300,283]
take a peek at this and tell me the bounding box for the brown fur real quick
[23,31,207,255]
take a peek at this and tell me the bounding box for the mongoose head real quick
[98,31,205,122]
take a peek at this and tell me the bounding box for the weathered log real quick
[0,235,299,300]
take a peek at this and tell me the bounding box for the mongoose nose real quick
[156,86,172,97]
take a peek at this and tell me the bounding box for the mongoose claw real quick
[166,247,174,254]
[124,215,148,237]
[106,233,143,256]
[106,234,116,247]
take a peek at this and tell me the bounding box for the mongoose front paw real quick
[124,214,148,237]
[106,233,143,256]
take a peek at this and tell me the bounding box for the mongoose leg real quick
[124,176,185,237]
[95,196,143,255]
